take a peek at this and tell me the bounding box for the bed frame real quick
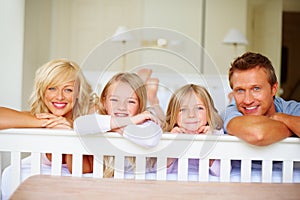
[1,128,300,197]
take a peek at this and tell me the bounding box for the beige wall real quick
[0,0,285,109]
[22,0,52,109]
[205,0,247,74]
[247,0,282,86]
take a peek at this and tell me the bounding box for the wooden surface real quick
[10,175,300,200]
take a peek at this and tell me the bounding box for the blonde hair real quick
[99,72,147,178]
[29,59,95,119]
[164,84,223,132]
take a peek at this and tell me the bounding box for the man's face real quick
[231,66,278,116]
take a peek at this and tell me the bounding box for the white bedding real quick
[2,156,300,200]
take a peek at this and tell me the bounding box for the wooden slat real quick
[10,152,21,195]
[71,153,83,177]
[114,156,124,179]
[135,156,146,180]
[156,157,167,180]
[282,160,293,183]
[177,158,188,181]
[30,153,41,175]
[262,160,272,183]
[51,153,62,176]
[199,158,209,181]
[220,159,231,182]
[241,159,251,182]
[93,155,103,178]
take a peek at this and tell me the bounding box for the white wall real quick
[0,0,25,110]
[0,0,25,172]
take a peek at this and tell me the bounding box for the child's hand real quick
[170,125,210,134]
[196,125,210,134]
[36,113,73,129]
[130,110,161,126]
[170,126,183,133]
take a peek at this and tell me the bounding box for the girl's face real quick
[44,80,76,118]
[176,91,207,132]
[104,81,140,117]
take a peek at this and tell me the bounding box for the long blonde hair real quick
[99,72,147,178]
[29,59,94,119]
[164,84,223,132]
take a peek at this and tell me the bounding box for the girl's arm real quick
[110,110,161,131]
[0,107,44,129]
[74,111,161,135]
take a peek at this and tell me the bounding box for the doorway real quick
[281,12,300,101]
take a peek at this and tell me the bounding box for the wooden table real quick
[10,175,300,200]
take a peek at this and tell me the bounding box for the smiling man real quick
[223,52,300,146]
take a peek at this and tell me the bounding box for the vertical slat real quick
[220,159,231,182]
[177,157,188,181]
[135,156,146,180]
[241,159,251,182]
[114,156,124,179]
[262,160,272,182]
[51,152,62,176]
[10,152,21,195]
[156,157,167,180]
[93,155,103,178]
[199,158,209,181]
[282,160,293,183]
[30,153,41,175]
[72,154,83,177]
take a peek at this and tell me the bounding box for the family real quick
[0,52,299,178]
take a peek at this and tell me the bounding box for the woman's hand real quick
[36,113,73,129]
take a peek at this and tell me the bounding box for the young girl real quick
[74,72,163,177]
[164,84,224,176]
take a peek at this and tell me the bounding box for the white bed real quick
[1,128,300,199]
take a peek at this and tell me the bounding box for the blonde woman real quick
[164,84,223,176]
[0,59,96,173]
[74,72,163,177]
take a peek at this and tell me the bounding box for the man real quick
[223,52,300,146]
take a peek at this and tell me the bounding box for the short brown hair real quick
[228,52,277,89]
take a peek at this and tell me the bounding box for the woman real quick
[0,59,96,173]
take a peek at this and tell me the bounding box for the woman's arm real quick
[0,107,44,129]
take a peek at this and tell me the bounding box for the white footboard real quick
[1,128,300,198]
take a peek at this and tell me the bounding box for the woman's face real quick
[44,80,76,118]
[176,91,207,132]
[104,81,140,117]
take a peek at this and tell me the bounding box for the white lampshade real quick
[223,28,248,45]
[111,26,134,42]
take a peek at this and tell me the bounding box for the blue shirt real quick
[222,97,300,133]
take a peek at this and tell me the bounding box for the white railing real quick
[1,128,300,198]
